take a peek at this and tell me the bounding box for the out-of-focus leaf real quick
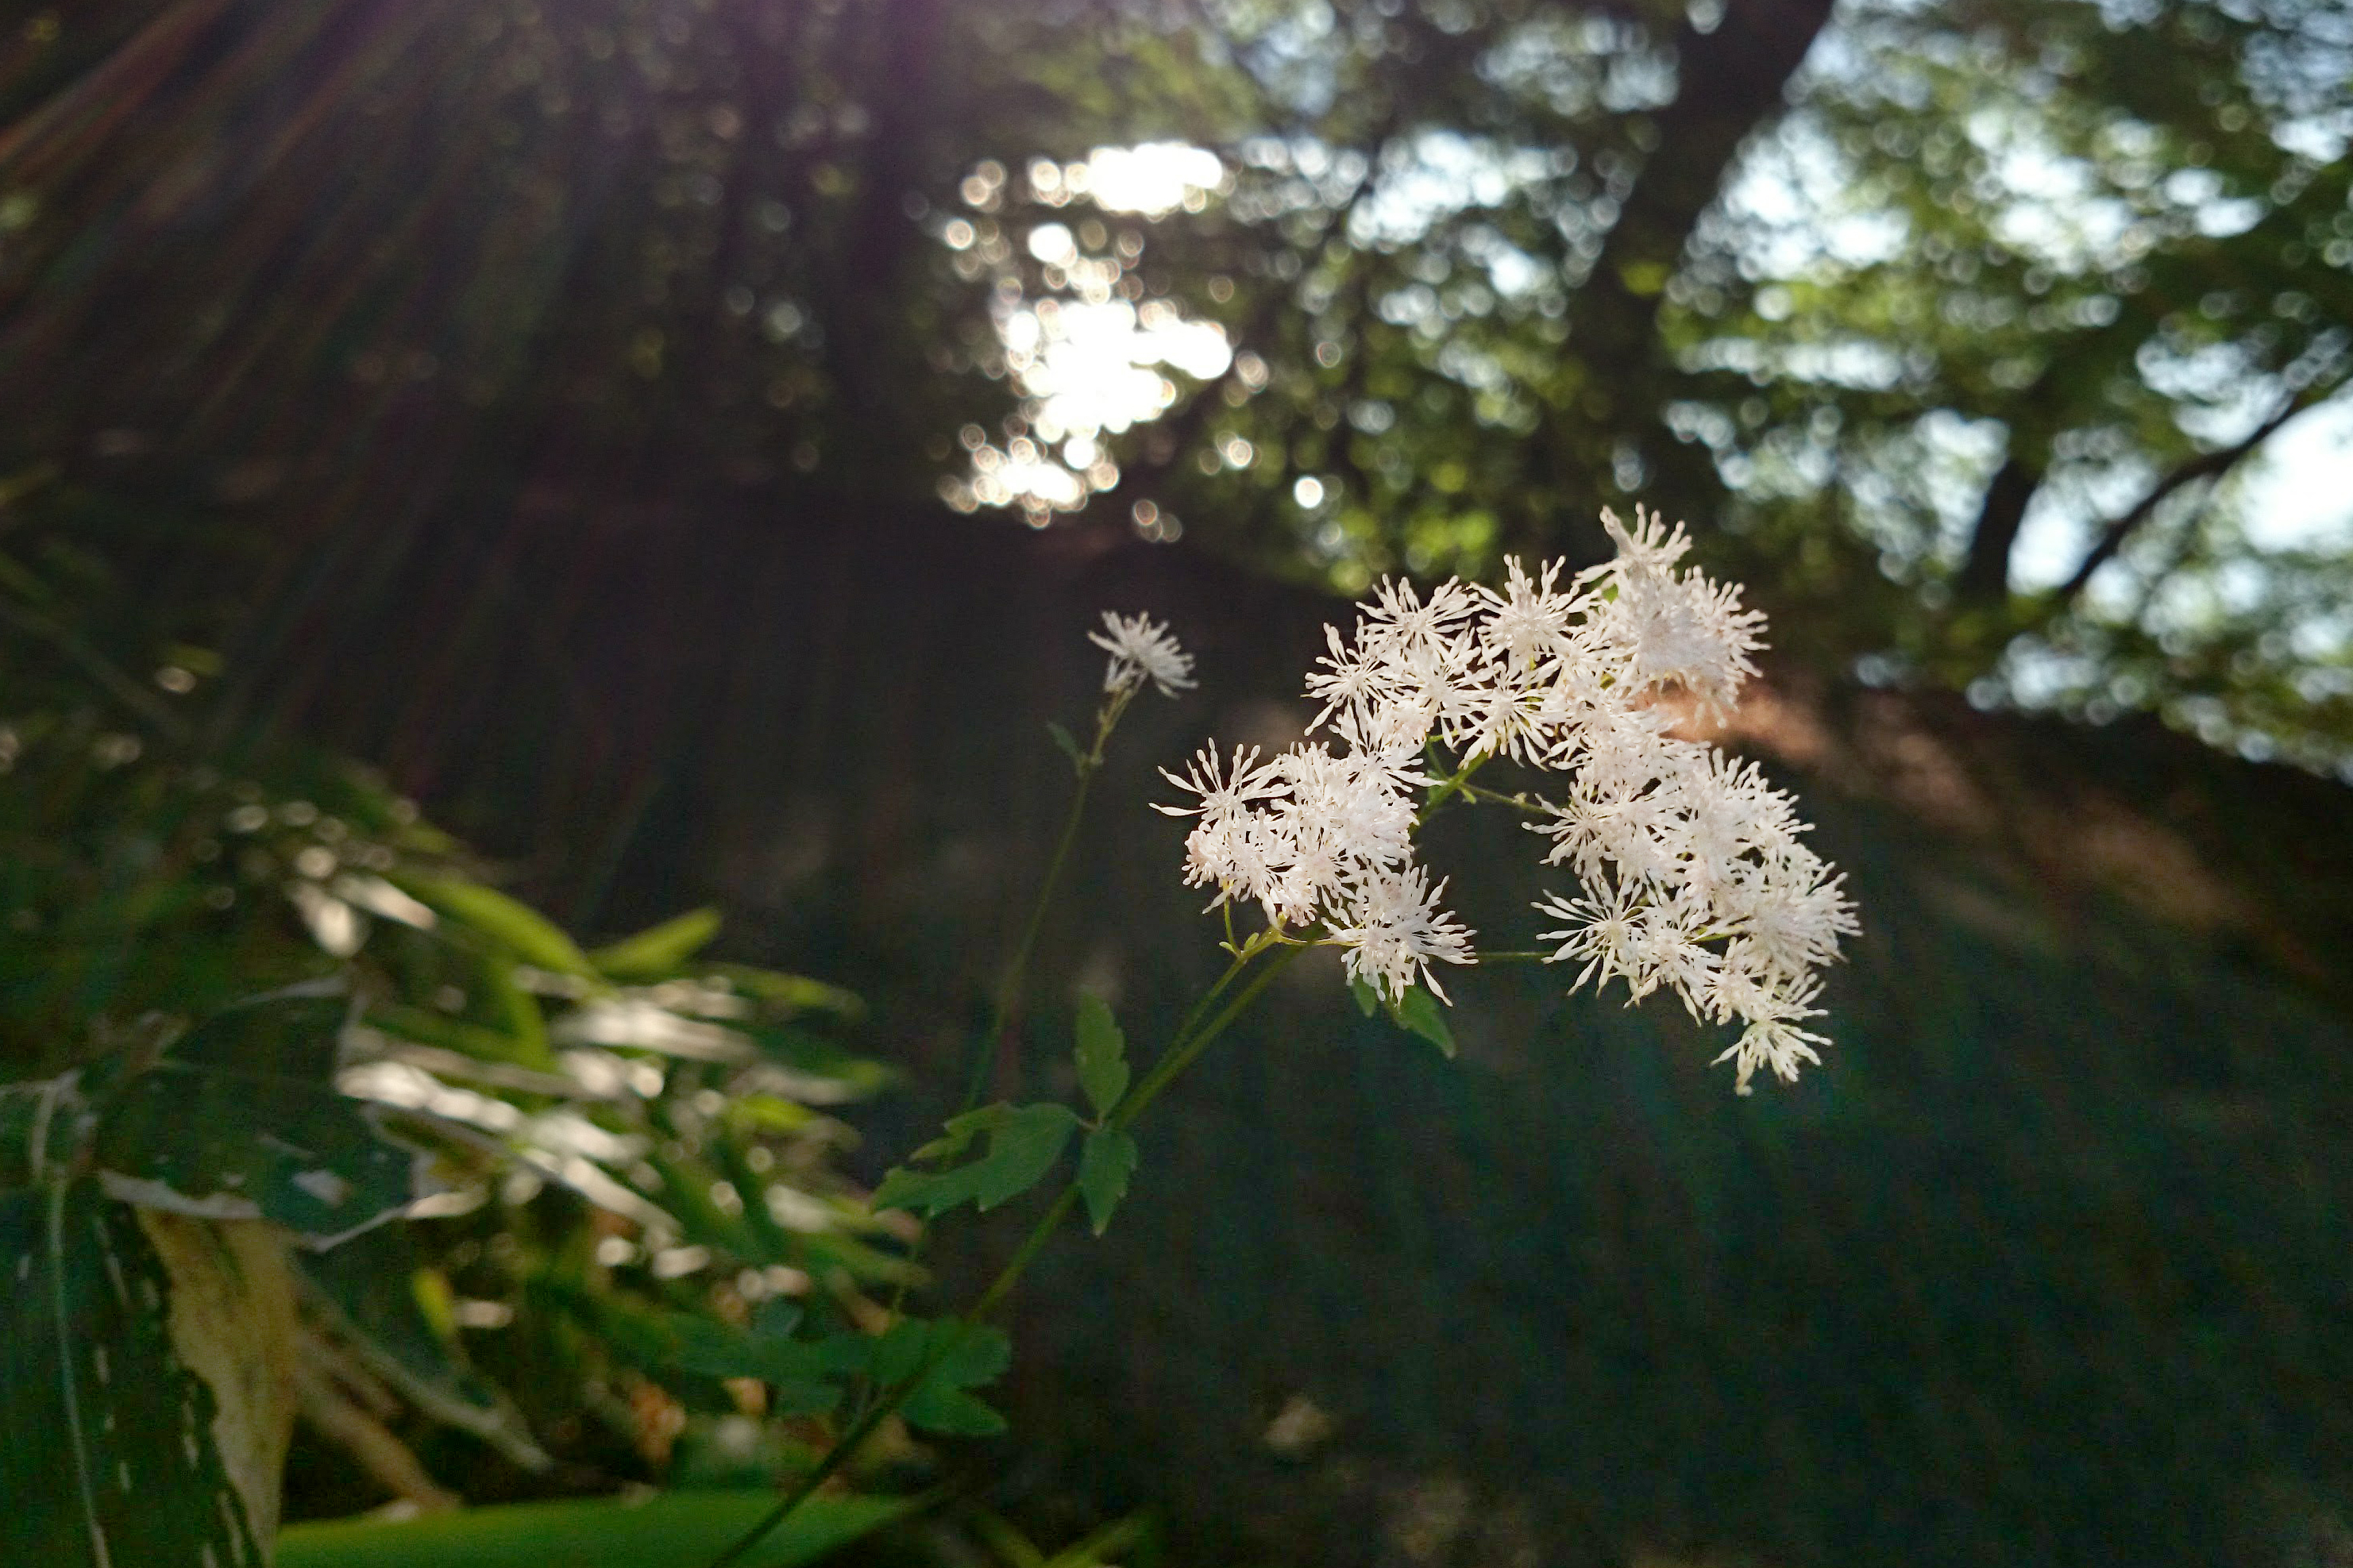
[1072,996,1128,1119]
[299,1223,549,1471]
[276,1490,928,1568]
[389,874,600,980]
[0,1179,275,1567]
[480,957,556,1070]
[643,1150,762,1261]
[368,1004,552,1070]
[704,963,866,1020]
[92,1062,423,1246]
[165,977,349,1083]
[1078,1127,1138,1236]
[590,907,723,980]
[1348,975,1380,1018]
[668,1317,843,1416]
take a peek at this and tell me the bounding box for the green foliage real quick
[391,874,601,980]
[1077,1129,1140,1237]
[0,514,908,1532]
[91,1058,422,1244]
[0,1179,271,1568]
[875,1103,1083,1218]
[870,1318,1014,1438]
[1350,976,1458,1058]
[275,1490,926,1568]
[589,907,724,981]
[1071,996,1130,1119]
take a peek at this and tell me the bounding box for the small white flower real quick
[1711,996,1830,1096]
[1090,611,1197,698]
[1329,865,1475,1004]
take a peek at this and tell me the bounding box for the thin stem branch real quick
[959,761,1094,1112]
[1459,780,1552,815]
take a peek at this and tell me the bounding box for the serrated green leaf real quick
[389,874,600,979]
[0,1180,272,1566]
[870,1165,950,1216]
[1391,984,1456,1058]
[967,1103,1082,1210]
[92,1063,423,1246]
[1072,996,1128,1119]
[874,1318,1012,1437]
[1348,975,1381,1017]
[874,1103,1080,1218]
[589,907,723,981]
[1078,1127,1138,1236]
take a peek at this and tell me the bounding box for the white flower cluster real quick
[1090,611,1197,698]
[1157,507,1857,1094]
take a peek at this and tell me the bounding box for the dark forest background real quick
[2,0,2351,1563]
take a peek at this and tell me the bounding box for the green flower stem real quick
[1415,753,1489,825]
[708,940,1300,1568]
[1109,942,1300,1132]
[959,760,1097,1112]
[1458,780,1549,815]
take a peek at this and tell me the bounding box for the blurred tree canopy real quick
[1,0,2347,775]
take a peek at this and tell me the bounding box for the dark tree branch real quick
[1564,0,1838,374]
[1954,455,2043,605]
[2054,386,2332,603]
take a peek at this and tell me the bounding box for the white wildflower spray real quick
[1158,507,1857,1094]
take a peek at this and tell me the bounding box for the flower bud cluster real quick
[1159,508,1857,1093]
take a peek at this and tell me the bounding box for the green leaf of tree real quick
[1072,996,1129,1119]
[1078,1127,1139,1236]
[966,1103,1081,1209]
